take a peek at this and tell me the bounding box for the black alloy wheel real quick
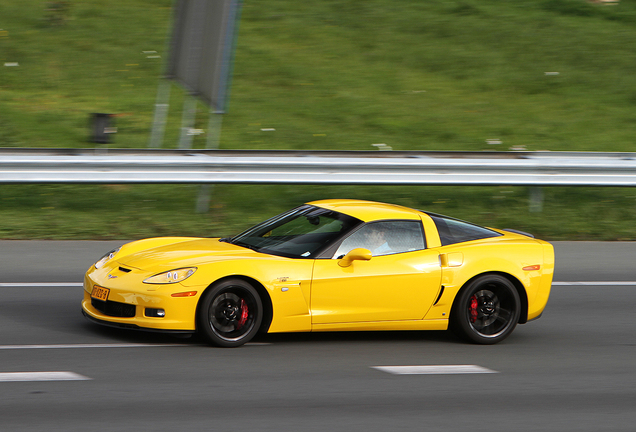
[451,274,521,344]
[197,279,263,347]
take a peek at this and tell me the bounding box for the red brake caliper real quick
[469,295,479,323]
[237,299,249,329]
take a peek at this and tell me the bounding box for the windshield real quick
[228,205,361,259]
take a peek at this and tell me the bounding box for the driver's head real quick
[364,226,386,248]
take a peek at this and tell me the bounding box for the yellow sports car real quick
[82,199,554,347]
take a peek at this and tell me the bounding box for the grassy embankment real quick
[2,0,636,239]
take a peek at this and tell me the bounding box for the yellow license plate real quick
[91,286,110,301]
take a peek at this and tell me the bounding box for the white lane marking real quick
[372,365,498,375]
[0,283,83,287]
[552,282,636,286]
[3,281,636,289]
[0,343,185,350]
[0,342,270,350]
[3,281,636,288]
[0,372,90,382]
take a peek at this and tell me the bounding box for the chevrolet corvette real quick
[82,199,554,347]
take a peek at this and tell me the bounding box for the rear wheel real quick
[197,279,262,347]
[451,275,520,344]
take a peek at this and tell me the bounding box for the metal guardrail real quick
[1,148,635,186]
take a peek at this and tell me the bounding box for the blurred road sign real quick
[166,0,241,112]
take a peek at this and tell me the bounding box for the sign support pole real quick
[196,110,224,213]
[178,95,198,149]
[148,79,172,148]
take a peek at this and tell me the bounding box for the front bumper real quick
[82,268,202,332]
[81,308,195,334]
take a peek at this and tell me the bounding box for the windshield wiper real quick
[218,237,232,243]
[232,241,261,252]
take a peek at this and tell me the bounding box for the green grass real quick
[2,0,636,239]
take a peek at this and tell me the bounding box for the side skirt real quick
[311,319,448,332]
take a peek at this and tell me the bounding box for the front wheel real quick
[451,275,521,344]
[197,279,263,347]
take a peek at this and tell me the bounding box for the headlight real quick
[94,248,121,269]
[143,268,197,284]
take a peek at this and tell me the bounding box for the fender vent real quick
[433,286,445,306]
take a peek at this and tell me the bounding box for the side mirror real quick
[338,248,372,267]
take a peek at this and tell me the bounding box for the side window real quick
[429,214,501,246]
[333,220,426,258]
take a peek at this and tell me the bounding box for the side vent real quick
[433,286,445,306]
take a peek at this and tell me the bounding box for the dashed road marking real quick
[0,343,269,350]
[0,372,90,382]
[372,365,498,375]
[552,281,636,286]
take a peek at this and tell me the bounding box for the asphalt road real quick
[0,241,634,431]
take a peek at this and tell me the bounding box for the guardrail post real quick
[529,187,544,213]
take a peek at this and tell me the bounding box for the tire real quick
[197,279,263,347]
[451,274,521,345]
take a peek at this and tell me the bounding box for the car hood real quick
[117,238,263,271]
